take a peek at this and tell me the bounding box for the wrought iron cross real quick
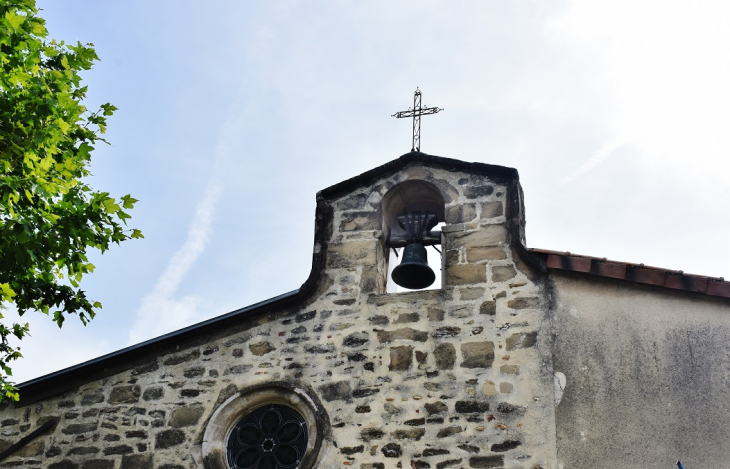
[392,88,443,152]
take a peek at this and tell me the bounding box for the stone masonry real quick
[0,155,558,468]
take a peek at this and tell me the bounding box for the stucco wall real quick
[551,271,730,469]
[0,162,557,469]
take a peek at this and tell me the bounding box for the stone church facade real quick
[1,152,729,469]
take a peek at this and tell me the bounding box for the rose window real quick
[226,404,308,469]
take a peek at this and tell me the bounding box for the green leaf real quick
[56,118,71,134]
[0,284,17,302]
[53,312,65,328]
[102,198,121,213]
[100,103,118,116]
[3,385,19,402]
[31,21,46,36]
[4,11,26,31]
[120,195,139,209]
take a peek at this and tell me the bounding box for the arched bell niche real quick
[382,180,445,242]
[381,180,445,292]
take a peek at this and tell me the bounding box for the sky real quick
[8,0,730,383]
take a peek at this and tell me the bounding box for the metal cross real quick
[392,88,443,152]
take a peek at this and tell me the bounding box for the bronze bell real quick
[390,211,438,290]
[391,243,436,290]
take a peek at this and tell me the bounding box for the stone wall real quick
[0,162,557,468]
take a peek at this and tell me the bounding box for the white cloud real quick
[124,65,258,346]
[561,138,626,184]
[127,184,221,345]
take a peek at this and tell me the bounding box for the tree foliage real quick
[0,0,141,401]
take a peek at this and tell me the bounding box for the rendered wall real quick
[550,271,730,469]
[0,161,558,469]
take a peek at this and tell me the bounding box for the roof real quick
[530,248,730,298]
[15,290,302,405]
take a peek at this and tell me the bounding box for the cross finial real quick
[392,88,443,152]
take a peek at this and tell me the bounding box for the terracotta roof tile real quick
[529,248,729,299]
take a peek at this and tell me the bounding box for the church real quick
[1,150,729,469]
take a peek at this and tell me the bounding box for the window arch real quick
[202,382,329,469]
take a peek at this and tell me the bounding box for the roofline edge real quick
[14,289,301,405]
